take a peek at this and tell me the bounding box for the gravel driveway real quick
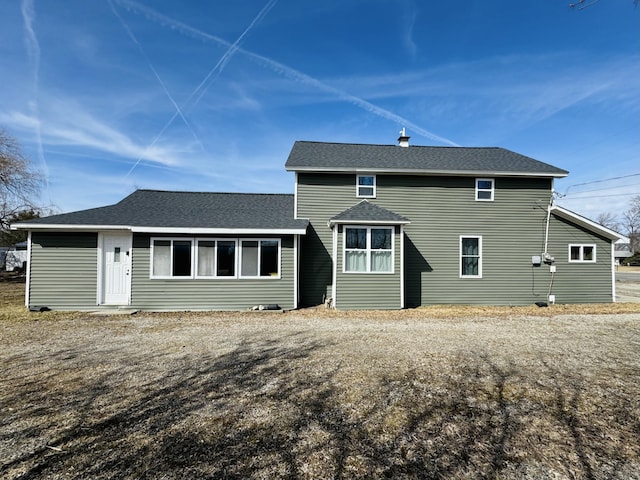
[1,310,639,479]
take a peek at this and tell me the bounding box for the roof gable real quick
[285,141,568,177]
[330,200,410,225]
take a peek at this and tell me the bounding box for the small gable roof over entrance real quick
[13,190,309,234]
[329,200,410,226]
[286,141,569,177]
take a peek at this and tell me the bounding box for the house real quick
[13,136,625,311]
[4,241,29,272]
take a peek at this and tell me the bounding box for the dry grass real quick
[1,279,640,479]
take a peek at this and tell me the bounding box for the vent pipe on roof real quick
[397,128,410,147]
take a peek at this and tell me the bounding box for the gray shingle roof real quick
[285,141,569,177]
[16,190,308,232]
[330,200,410,224]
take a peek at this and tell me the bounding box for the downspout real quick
[543,182,554,257]
[25,231,32,308]
[611,243,616,302]
[544,180,556,303]
[331,224,337,308]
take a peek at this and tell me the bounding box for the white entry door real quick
[102,233,131,305]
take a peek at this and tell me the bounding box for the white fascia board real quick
[329,219,410,227]
[132,226,307,235]
[286,166,568,178]
[551,206,628,241]
[13,224,307,235]
[11,224,131,231]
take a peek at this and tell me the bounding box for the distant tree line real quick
[596,196,640,255]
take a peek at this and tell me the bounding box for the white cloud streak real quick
[20,0,49,195]
[114,0,279,177]
[116,0,459,146]
[0,107,184,168]
[108,0,206,177]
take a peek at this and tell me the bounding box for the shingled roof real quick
[285,141,569,177]
[330,200,410,225]
[14,190,309,233]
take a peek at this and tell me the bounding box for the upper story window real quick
[357,175,376,198]
[460,236,482,278]
[475,178,494,201]
[569,244,596,263]
[344,226,393,273]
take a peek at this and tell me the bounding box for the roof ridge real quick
[294,140,507,150]
[134,189,293,197]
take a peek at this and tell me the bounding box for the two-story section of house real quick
[14,136,624,311]
[286,136,623,309]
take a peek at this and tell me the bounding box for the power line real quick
[559,172,640,197]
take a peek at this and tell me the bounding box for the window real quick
[151,239,193,278]
[151,237,280,279]
[357,175,376,198]
[344,226,393,273]
[240,239,280,278]
[196,240,236,278]
[460,236,482,278]
[475,178,494,201]
[569,244,596,263]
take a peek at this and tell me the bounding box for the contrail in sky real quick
[109,0,206,177]
[20,0,50,198]
[117,0,279,177]
[117,0,459,147]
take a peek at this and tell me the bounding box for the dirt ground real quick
[1,278,640,479]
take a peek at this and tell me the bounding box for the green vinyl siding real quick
[297,172,612,307]
[334,225,402,310]
[29,232,98,309]
[130,234,296,310]
[545,215,613,303]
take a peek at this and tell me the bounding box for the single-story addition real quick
[13,137,627,311]
[13,191,308,311]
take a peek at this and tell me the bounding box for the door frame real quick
[97,231,132,306]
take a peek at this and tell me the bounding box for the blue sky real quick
[1,0,638,221]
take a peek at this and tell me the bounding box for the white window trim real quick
[150,237,195,279]
[239,238,282,279]
[568,244,596,263]
[150,237,282,279]
[460,235,483,278]
[356,174,376,198]
[475,178,494,202]
[343,225,394,274]
[195,238,238,279]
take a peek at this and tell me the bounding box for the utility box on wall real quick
[531,255,542,266]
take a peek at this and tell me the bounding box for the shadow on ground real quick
[1,334,639,479]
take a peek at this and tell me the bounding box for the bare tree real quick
[595,211,619,231]
[0,128,43,243]
[619,195,640,253]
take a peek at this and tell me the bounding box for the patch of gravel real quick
[1,310,639,479]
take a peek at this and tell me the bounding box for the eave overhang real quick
[11,224,308,235]
[551,206,628,242]
[285,166,568,178]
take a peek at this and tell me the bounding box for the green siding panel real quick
[29,233,98,309]
[130,234,297,310]
[334,226,402,310]
[297,173,614,307]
